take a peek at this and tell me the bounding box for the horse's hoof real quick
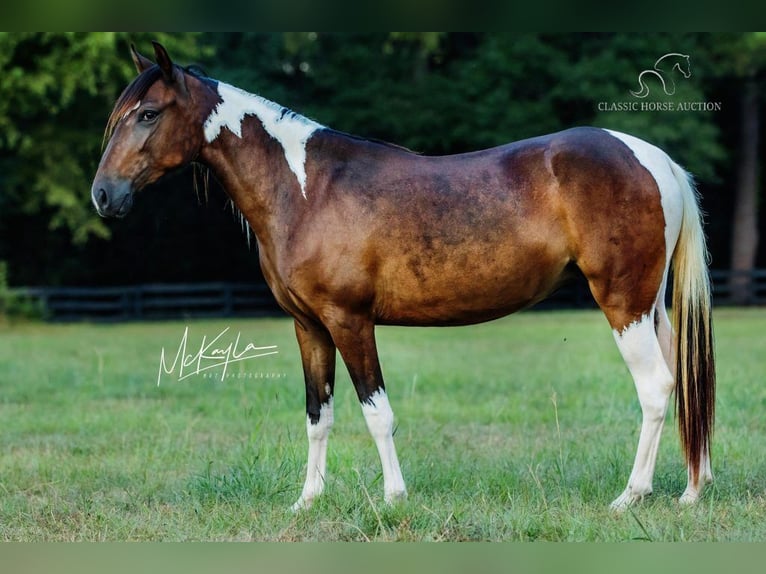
[384,489,408,505]
[291,497,314,512]
[610,489,649,512]
[679,490,699,505]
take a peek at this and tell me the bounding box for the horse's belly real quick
[375,295,534,326]
[373,254,568,327]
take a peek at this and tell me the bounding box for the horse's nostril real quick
[96,188,109,209]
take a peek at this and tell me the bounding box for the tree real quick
[721,33,766,304]
[549,33,726,181]
[0,33,208,245]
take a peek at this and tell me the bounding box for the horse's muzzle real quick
[91,177,134,218]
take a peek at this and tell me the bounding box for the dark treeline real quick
[0,33,763,289]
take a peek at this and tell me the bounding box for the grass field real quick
[0,308,765,541]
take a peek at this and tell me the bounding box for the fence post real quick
[223,284,233,316]
[133,286,143,319]
[727,270,752,305]
[120,289,130,319]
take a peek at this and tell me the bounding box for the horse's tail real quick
[669,161,715,484]
[631,72,651,98]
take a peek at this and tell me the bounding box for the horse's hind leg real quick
[655,276,673,369]
[680,447,714,504]
[608,307,675,509]
[292,321,337,511]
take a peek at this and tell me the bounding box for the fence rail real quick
[19,282,280,321]
[709,269,766,306]
[12,269,766,322]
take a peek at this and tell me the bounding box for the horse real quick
[631,53,692,99]
[92,42,715,511]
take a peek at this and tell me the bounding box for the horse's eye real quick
[139,110,159,123]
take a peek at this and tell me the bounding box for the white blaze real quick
[203,81,323,198]
[122,100,141,121]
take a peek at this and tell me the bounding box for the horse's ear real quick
[152,41,174,81]
[152,41,188,95]
[130,44,154,74]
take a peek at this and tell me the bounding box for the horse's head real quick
[91,42,216,218]
[675,54,691,79]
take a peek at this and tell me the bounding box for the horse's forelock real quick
[104,65,164,145]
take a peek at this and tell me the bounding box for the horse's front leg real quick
[292,320,336,511]
[327,313,407,504]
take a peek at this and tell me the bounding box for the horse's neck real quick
[199,137,286,249]
[199,81,325,240]
[204,81,322,194]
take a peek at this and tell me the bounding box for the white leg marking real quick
[361,389,407,503]
[293,398,333,511]
[655,274,675,371]
[610,313,675,510]
[680,448,714,505]
[204,81,323,198]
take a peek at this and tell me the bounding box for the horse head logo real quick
[631,53,691,98]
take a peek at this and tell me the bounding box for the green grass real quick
[0,308,765,541]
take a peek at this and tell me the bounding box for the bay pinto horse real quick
[92,43,715,511]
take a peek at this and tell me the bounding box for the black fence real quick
[14,269,766,322]
[21,282,280,321]
[709,269,766,306]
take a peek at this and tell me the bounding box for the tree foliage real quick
[0,33,761,286]
[206,33,726,176]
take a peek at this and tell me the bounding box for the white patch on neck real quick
[204,81,323,198]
